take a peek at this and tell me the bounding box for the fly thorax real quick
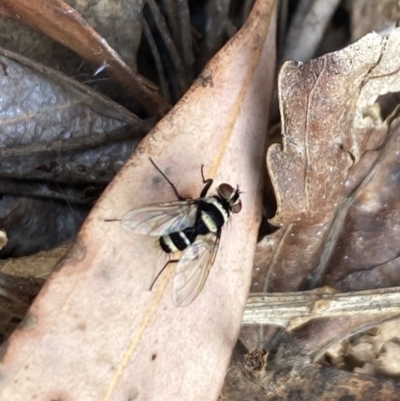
[209,197,229,222]
[200,210,219,232]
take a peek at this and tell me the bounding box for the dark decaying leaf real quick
[0,195,87,258]
[0,0,164,110]
[0,48,149,183]
[0,47,150,256]
[221,29,400,400]
[222,359,400,401]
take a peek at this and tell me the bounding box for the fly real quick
[116,158,242,306]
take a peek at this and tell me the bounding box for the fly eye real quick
[232,200,242,214]
[217,183,234,200]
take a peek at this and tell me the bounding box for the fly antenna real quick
[149,158,184,201]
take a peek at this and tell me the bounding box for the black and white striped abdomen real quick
[159,196,229,254]
[160,229,194,253]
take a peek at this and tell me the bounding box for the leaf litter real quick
[0,0,275,400]
[2,0,400,400]
[225,27,400,400]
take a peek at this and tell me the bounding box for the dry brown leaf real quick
[0,243,72,279]
[254,29,400,298]
[0,245,71,342]
[0,0,276,399]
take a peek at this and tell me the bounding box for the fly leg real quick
[200,164,213,197]
[149,259,179,290]
[149,158,185,201]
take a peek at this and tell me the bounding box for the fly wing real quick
[122,201,198,236]
[173,233,220,307]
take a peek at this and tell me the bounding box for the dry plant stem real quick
[0,180,101,203]
[176,0,194,80]
[243,0,257,25]
[159,0,194,79]
[0,125,147,159]
[303,201,350,289]
[277,0,289,60]
[146,0,188,98]
[243,287,400,329]
[282,0,341,62]
[159,0,179,45]
[202,0,237,66]
[142,17,171,102]
[0,0,170,117]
